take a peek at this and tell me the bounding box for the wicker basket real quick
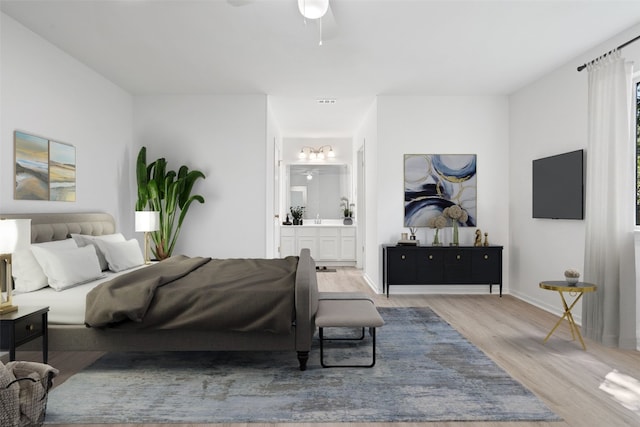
[0,363,57,427]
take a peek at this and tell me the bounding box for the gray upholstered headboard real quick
[0,212,116,243]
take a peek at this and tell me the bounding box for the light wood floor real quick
[6,267,640,427]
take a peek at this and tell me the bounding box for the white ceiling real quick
[3,0,640,137]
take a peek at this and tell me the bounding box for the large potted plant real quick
[136,146,206,260]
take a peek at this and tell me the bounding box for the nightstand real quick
[0,306,49,363]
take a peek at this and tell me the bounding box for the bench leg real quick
[319,327,377,368]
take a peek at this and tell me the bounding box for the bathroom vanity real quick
[280,223,356,266]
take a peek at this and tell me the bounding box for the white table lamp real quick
[0,219,30,314]
[135,211,160,264]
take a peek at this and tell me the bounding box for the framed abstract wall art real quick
[404,154,477,227]
[14,131,76,201]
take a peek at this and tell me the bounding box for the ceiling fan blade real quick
[227,0,254,6]
[321,3,339,40]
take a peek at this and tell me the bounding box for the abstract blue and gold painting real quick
[404,154,477,227]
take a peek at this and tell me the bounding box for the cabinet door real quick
[443,249,472,283]
[280,227,297,257]
[297,228,317,259]
[340,236,356,260]
[416,249,445,283]
[280,236,296,258]
[318,236,339,260]
[298,237,317,258]
[386,248,417,284]
[472,248,502,283]
[317,228,339,260]
[340,227,356,261]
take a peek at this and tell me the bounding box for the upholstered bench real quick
[315,292,384,368]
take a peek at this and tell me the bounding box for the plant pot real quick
[343,217,353,225]
[565,276,579,285]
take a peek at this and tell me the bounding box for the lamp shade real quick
[0,218,29,254]
[135,211,160,232]
[0,220,18,254]
[298,0,329,20]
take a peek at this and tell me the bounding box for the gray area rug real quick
[44,307,560,424]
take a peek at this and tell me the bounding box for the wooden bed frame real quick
[1,212,319,370]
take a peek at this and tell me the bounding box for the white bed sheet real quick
[13,265,147,325]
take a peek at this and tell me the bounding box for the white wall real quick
[509,61,588,320]
[0,13,133,232]
[370,96,510,294]
[509,23,640,345]
[133,95,269,258]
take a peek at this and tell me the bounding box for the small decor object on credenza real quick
[409,227,418,240]
[290,206,305,225]
[397,239,419,246]
[283,214,292,225]
[443,205,468,246]
[474,229,483,247]
[14,131,76,202]
[564,269,580,285]
[427,215,447,246]
[483,232,489,247]
[397,229,419,245]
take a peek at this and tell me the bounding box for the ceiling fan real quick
[297,0,336,45]
[297,0,329,20]
[228,0,338,45]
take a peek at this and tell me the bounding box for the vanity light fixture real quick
[297,145,336,161]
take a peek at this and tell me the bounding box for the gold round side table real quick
[539,281,597,350]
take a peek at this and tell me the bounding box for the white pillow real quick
[30,245,103,291]
[71,233,126,271]
[93,239,144,272]
[12,239,78,293]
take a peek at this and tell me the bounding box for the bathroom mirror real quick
[287,164,351,219]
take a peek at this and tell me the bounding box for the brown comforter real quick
[85,255,298,334]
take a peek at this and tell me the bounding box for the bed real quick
[3,212,319,371]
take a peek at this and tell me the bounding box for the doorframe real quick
[356,141,366,270]
[272,137,282,258]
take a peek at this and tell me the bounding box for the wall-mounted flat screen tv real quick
[532,149,584,219]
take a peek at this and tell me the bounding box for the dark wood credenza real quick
[382,244,503,298]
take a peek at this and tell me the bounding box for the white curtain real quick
[582,50,635,347]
